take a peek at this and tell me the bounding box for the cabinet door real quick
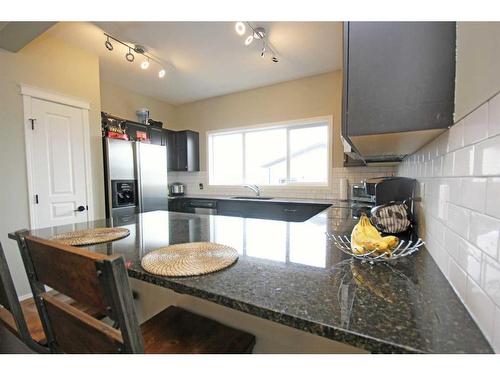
[186,131,200,172]
[344,22,455,136]
[175,131,188,171]
[164,129,177,171]
[149,127,165,145]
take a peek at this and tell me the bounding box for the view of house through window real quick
[208,118,330,186]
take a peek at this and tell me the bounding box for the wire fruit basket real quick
[326,232,425,263]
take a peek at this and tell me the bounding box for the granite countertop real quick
[17,202,493,353]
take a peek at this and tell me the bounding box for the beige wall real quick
[175,71,343,170]
[100,80,177,129]
[0,33,103,296]
[455,22,500,120]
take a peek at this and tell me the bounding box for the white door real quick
[30,98,89,228]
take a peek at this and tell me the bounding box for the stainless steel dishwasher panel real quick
[189,200,217,215]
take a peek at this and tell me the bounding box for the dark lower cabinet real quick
[169,198,331,222]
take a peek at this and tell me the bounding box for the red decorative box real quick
[108,131,129,140]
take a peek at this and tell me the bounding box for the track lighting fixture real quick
[105,36,113,51]
[141,58,150,70]
[234,22,279,63]
[125,48,135,62]
[235,22,246,36]
[244,35,254,46]
[253,27,265,40]
[103,33,168,80]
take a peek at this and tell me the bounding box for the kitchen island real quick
[11,201,493,353]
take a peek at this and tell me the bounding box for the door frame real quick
[20,84,95,229]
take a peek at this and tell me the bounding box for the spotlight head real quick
[244,35,254,46]
[235,22,246,36]
[140,59,150,70]
[158,69,166,78]
[272,56,279,63]
[105,39,113,51]
[125,50,135,62]
[253,27,266,40]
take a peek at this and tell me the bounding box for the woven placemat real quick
[141,242,238,277]
[50,227,130,246]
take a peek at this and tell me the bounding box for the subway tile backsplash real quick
[398,91,500,352]
[168,166,395,200]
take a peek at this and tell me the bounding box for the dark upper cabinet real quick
[164,129,177,171]
[149,126,166,146]
[342,22,456,162]
[175,130,200,172]
[101,112,200,172]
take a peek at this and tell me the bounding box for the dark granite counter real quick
[15,202,493,353]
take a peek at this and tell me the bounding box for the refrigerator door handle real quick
[135,142,143,213]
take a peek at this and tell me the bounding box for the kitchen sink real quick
[231,196,274,200]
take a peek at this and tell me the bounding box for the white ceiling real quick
[48,22,342,105]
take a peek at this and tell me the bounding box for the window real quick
[208,117,330,186]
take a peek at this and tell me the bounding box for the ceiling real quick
[47,22,342,105]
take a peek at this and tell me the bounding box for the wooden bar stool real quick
[16,234,255,354]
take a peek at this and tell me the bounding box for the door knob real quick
[74,205,86,212]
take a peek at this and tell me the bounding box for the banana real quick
[350,214,399,257]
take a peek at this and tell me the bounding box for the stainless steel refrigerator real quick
[103,138,168,220]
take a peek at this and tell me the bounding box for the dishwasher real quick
[187,199,218,215]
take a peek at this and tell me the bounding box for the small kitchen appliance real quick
[364,177,416,206]
[169,182,185,197]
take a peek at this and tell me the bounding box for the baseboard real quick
[18,286,53,302]
[18,293,33,302]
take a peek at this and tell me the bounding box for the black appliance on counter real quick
[363,177,418,233]
[364,177,416,206]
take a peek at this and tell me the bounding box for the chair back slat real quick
[42,292,124,354]
[24,236,109,315]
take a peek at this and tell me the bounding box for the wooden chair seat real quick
[141,306,255,354]
[0,291,103,344]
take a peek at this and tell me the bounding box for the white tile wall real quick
[399,91,500,352]
[168,166,396,200]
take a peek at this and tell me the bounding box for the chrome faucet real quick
[244,184,261,197]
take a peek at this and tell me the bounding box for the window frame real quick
[207,115,332,189]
